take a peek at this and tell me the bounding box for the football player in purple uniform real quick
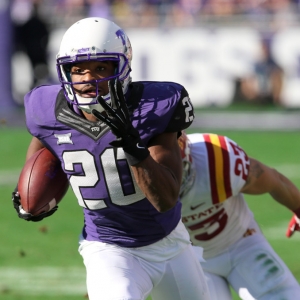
[178,131,300,300]
[12,18,211,300]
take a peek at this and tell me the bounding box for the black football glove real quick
[12,190,58,222]
[92,79,150,166]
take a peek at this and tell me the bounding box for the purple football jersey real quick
[24,81,194,247]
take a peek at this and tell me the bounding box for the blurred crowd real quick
[11,0,300,30]
[10,0,300,107]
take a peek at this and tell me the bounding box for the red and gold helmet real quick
[178,131,195,198]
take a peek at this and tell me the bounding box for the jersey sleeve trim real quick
[203,134,232,204]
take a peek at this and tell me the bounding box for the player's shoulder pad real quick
[224,135,249,161]
[224,135,250,193]
[189,133,250,198]
[25,85,62,132]
[190,133,249,160]
[165,85,194,132]
[25,85,62,112]
[140,81,194,132]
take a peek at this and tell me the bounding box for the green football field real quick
[1,127,299,300]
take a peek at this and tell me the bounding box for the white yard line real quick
[261,221,300,241]
[0,170,22,186]
[0,223,298,296]
[0,266,86,295]
[272,164,300,180]
[1,164,300,186]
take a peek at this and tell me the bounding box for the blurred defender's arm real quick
[240,157,300,237]
[241,158,300,211]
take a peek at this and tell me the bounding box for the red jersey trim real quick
[204,134,232,204]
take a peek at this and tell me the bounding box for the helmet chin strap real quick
[76,94,111,114]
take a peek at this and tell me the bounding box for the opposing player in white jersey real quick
[178,131,300,300]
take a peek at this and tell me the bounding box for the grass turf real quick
[1,127,299,299]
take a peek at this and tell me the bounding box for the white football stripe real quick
[48,198,57,210]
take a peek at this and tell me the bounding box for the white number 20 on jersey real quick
[62,148,145,210]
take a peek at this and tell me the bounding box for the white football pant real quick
[197,220,300,300]
[79,221,211,300]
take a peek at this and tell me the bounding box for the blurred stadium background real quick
[0,0,300,299]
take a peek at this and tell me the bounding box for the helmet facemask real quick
[178,131,196,198]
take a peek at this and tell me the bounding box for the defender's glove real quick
[286,214,300,238]
[92,79,150,166]
[12,191,58,222]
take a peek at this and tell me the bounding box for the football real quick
[18,148,69,216]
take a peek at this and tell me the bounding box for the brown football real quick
[18,148,69,216]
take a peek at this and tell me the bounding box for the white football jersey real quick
[181,133,254,259]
